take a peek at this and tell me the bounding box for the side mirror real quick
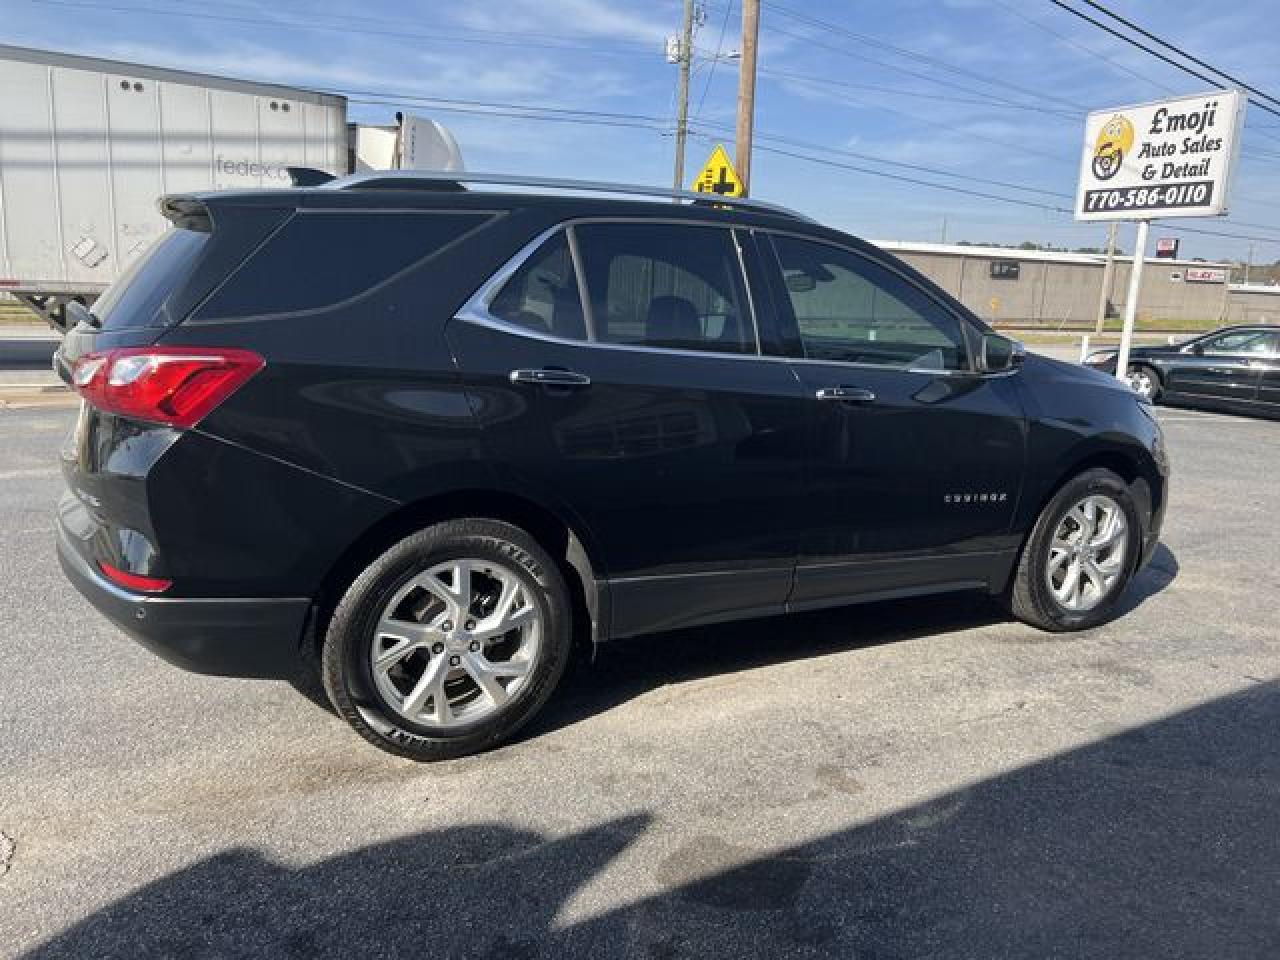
[980,332,1025,373]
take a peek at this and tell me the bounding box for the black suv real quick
[55,173,1169,760]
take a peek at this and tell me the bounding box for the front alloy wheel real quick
[1008,467,1141,631]
[1044,494,1129,612]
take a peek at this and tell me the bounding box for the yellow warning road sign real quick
[691,144,744,197]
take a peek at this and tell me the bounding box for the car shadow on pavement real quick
[21,677,1275,959]
[531,542,1180,740]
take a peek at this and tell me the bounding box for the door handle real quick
[815,386,876,403]
[509,368,591,387]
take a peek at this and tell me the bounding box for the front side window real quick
[1200,329,1277,355]
[771,235,969,371]
[572,223,755,355]
[488,232,586,340]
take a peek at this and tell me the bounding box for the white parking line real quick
[1157,414,1263,424]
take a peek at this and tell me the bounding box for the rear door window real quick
[488,232,586,340]
[198,211,491,319]
[571,223,756,355]
[94,228,209,330]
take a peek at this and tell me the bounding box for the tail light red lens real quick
[71,346,265,429]
[99,562,172,593]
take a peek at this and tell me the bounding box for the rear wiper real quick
[65,300,101,330]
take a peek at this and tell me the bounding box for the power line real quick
[688,132,1075,214]
[346,87,1074,200]
[708,125,1075,199]
[1076,0,1280,111]
[760,0,1082,112]
[985,0,1176,94]
[346,99,671,135]
[753,16,1078,118]
[1045,0,1280,124]
[25,0,662,59]
[1155,222,1280,246]
[695,0,735,117]
[759,66,1079,115]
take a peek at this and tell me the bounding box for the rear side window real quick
[198,211,490,318]
[1200,329,1277,355]
[488,232,586,340]
[573,223,755,355]
[95,228,208,330]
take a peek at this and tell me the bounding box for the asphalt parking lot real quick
[2,399,1277,959]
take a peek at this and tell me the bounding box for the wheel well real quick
[306,490,600,661]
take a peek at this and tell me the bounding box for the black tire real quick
[1126,364,1162,402]
[321,519,572,761]
[1008,468,1142,632]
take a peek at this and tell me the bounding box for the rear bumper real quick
[57,520,309,679]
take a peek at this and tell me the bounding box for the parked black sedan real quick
[1085,324,1280,417]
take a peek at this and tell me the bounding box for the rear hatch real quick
[56,196,286,594]
[55,203,217,375]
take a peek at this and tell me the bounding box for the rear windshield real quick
[95,228,209,330]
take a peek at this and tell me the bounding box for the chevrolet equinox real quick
[55,172,1169,760]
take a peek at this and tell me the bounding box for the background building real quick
[877,241,1277,328]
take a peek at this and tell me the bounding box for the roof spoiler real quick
[287,166,337,187]
[157,196,212,232]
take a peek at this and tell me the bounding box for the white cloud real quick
[449,0,674,46]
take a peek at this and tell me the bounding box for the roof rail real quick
[320,170,813,221]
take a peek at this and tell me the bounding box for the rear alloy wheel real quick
[322,520,571,760]
[1125,365,1160,402]
[1008,468,1141,631]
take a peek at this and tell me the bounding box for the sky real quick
[3,0,1279,262]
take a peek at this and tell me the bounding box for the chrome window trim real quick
[458,216,767,360]
[454,217,1012,379]
[732,228,764,356]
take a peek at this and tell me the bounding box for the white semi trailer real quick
[0,44,349,328]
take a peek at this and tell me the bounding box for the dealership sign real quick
[1075,90,1246,221]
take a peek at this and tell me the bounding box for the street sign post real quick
[1075,91,1246,387]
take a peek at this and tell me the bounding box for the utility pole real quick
[1094,221,1118,335]
[1244,242,1254,284]
[735,0,760,195]
[671,0,695,192]
[940,216,948,243]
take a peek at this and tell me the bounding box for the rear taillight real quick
[99,562,172,593]
[71,346,264,429]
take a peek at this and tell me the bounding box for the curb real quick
[0,384,77,409]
